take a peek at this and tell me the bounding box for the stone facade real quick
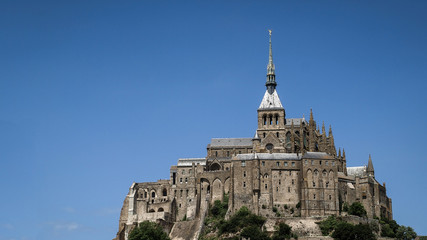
[113,33,392,240]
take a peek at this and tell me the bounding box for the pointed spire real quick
[338,148,341,157]
[266,30,277,94]
[322,122,326,134]
[342,148,346,159]
[367,154,375,176]
[329,125,333,136]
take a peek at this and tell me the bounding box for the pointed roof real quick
[258,89,283,109]
[265,30,277,94]
[367,154,375,175]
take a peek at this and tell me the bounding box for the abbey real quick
[114,33,392,240]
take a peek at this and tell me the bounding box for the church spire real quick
[266,30,277,94]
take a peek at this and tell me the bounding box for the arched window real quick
[163,188,167,196]
[158,208,164,212]
[276,132,279,138]
[149,209,155,213]
[269,115,273,125]
[151,191,156,198]
[263,115,267,125]
[275,115,279,125]
[313,182,316,187]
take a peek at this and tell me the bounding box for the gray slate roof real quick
[347,166,367,177]
[303,152,331,159]
[286,118,308,126]
[210,138,253,147]
[177,158,206,166]
[237,153,301,161]
[258,89,283,109]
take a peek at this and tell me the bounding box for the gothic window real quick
[180,190,183,198]
[263,132,266,138]
[329,195,332,200]
[266,143,274,150]
[305,160,308,165]
[144,191,147,198]
[295,131,300,136]
[275,115,279,125]
[215,151,218,157]
[311,160,314,165]
[326,182,329,188]
[239,150,241,154]
[163,188,167,196]
[319,161,322,165]
[182,170,185,174]
[149,209,155,213]
[332,161,335,166]
[152,191,156,198]
[325,161,328,166]
[189,169,192,174]
[241,161,246,167]
[279,180,281,185]
[276,187,279,192]
[158,208,164,212]
[227,151,230,157]
[186,189,189,196]
[314,170,319,176]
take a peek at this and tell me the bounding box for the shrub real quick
[318,215,339,236]
[342,202,349,212]
[284,204,288,209]
[396,225,417,240]
[272,222,292,240]
[296,202,301,209]
[272,206,278,212]
[262,204,267,209]
[241,225,270,240]
[331,222,375,240]
[210,200,228,218]
[348,202,367,217]
[129,221,170,240]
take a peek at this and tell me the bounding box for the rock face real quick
[113,34,393,240]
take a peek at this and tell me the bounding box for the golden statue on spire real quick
[268,29,272,36]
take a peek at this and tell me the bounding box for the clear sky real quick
[1,1,426,239]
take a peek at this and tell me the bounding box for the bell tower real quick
[256,30,286,151]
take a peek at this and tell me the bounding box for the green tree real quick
[395,225,417,240]
[128,221,170,240]
[331,222,376,240]
[272,222,292,240]
[241,225,270,240]
[348,202,367,217]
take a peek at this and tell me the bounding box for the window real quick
[319,161,322,165]
[152,192,156,198]
[227,151,230,157]
[292,162,295,167]
[144,191,147,198]
[243,182,246,188]
[163,188,167,196]
[279,180,281,185]
[266,143,274,150]
[263,115,267,125]
[215,151,218,157]
[325,161,328,166]
[311,160,314,165]
[326,182,329,188]
[185,178,188,183]
[189,169,192,174]
[263,133,266,138]
[243,171,246,177]
[262,161,265,166]
[276,162,280,167]
[265,184,268,189]
[180,178,182,183]
[363,195,367,199]
[313,182,316,187]
[276,132,279,138]
[329,195,332,200]
[332,161,335,166]
[239,150,241,154]
[276,187,279,192]
[284,162,288,167]
[313,194,316,200]
[241,161,246,167]
[275,115,279,125]
[180,190,183,198]
[269,115,272,125]
[182,170,185,174]
[305,160,308,165]
[288,187,291,192]
[292,179,294,185]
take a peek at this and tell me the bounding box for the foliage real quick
[241,225,270,240]
[348,202,367,217]
[262,204,267,209]
[342,202,349,212]
[296,202,301,209]
[318,215,339,236]
[381,224,395,238]
[272,206,278,212]
[272,222,295,240]
[210,200,228,219]
[395,225,417,240]
[218,206,266,235]
[331,222,376,240]
[128,221,170,240]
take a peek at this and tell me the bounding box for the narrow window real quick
[276,162,280,167]
[329,195,332,200]
[263,115,267,125]
[313,194,316,200]
[288,187,290,192]
[185,178,188,183]
[180,190,183,198]
[332,161,335,166]
[180,178,182,183]
[292,162,295,167]
[326,182,329,188]
[243,182,246,188]
[279,180,281,185]
[313,182,316,187]
[144,191,147,198]
[186,189,189,196]
[275,115,279,125]
[172,172,176,185]
[241,161,246,167]
[319,161,322,165]
[265,184,268,189]
[227,151,230,157]
[263,132,266,138]
[243,171,246,177]
[292,179,294,185]
[262,161,265,166]
[189,169,192,174]
[163,188,167,196]
[215,151,218,157]
[276,132,279,138]
[305,160,308,165]
[276,187,279,192]
[239,150,241,154]
[311,160,314,165]
[182,170,185,174]
[269,115,272,125]
[284,162,288,167]
[152,192,155,198]
[326,161,328,166]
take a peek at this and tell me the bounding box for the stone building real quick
[114,33,392,240]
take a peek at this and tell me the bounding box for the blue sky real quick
[1,1,426,239]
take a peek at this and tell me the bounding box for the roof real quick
[347,166,367,177]
[302,152,331,159]
[258,89,283,109]
[210,138,253,147]
[236,153,301,161]
[285,118,308,126]
[177,158,206,166]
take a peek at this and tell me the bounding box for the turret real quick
[367,154,375,177]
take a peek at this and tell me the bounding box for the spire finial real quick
[266,29,276,94]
